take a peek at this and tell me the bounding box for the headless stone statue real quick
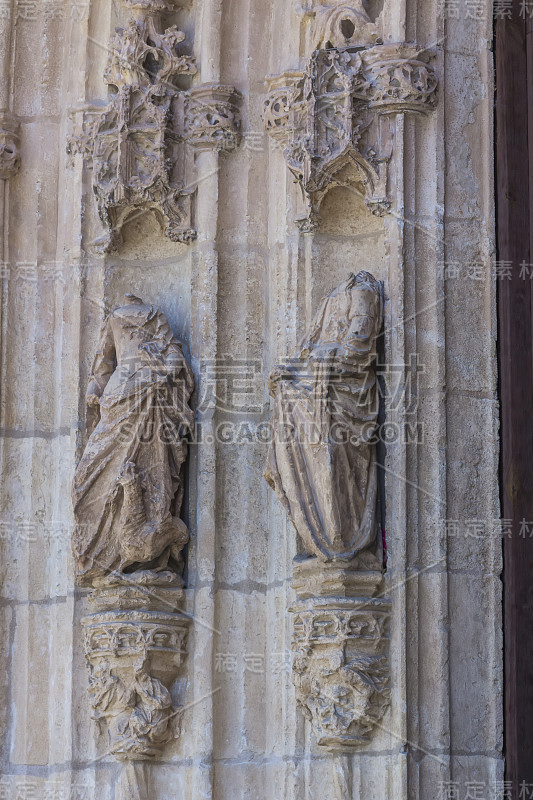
[72,294,194,586]
[265,271,383,563]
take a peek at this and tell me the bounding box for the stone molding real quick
[69,2,241,252]
[263,41,437,227]
[0,112,20,181]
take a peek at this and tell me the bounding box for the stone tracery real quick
[263,12,437,228]
[69,0,241,252]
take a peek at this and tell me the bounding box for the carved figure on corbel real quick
[73,297,194,793]
[265,272,391,749]
[0,112,20,180]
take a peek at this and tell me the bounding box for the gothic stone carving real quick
[266,272,383,562]
[72,295,194,587]
[74,0,241,252]
[296,0,383,50]
[0,113,20,180]
[264,40,437,225]
[121,0,184,10]
[82,573,190,759]
[291,562,390,750]
[74,298,194,786]
[91,11,197,252]
[265,273,390,748]
[186,84,242,152]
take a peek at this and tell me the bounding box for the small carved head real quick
[0,129,20,180]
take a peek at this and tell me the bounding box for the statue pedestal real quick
[289,558,391,751]
[82,571,191,764]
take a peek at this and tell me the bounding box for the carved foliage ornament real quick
[297,0,383,49]
[186,84,242,152]
[264,41,437,224]
[72,0,241,252]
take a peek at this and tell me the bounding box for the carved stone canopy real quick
[264,42,437,227]
[70,2,241,252]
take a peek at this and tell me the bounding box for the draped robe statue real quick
[72,294,194,586]
[265,272,383,562]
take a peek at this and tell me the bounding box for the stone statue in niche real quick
[265,271,390,750]
[265,271,383,564]
[72,294,194,586]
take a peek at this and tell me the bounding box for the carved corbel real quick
[263,7,438,229]
[82,573,190,760]
[69,0,241,252]
[0,113,20,180]
[291,562,391,749]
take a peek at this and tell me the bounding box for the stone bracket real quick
[82,573,191,761]
[290,560,391,750]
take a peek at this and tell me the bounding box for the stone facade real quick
[0,1,501,800]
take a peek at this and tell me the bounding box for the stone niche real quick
[311,182,388,305]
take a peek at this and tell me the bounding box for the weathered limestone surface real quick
[0,1,501,800]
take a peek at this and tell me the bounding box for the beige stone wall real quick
[0,0,501,798]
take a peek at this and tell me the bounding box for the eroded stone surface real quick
[72,295,194,586]
[266,271,383,562]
